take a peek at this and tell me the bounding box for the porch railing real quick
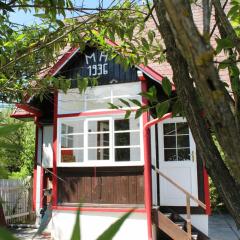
[152,166,206,239]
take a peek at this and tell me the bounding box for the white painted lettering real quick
[99,52,108,62]
[85,53,96,64]
[103,63,108,74]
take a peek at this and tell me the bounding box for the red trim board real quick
[52,206,146,213]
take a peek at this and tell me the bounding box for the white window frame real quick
[57,114,144,167]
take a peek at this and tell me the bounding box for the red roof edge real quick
[16,104,42,117]
[48,47,79,77]
[11,104,42,119]
[10,112,35,119]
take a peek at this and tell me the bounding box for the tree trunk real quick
[159,0,240,183]
[153,0,240,227]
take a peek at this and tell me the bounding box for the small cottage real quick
[11,42,210,240]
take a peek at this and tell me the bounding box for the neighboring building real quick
[11,43,210,240]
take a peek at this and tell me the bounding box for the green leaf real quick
[0,227,18,240]
[162,77,172,96]
[56,20,65,28]
[218,60,230,69]
[156,101,170,118]
[0,124,22,137]
[96,210,133,240]
[0,141,21,150]
[172,100,182,117]
[71,209,81,240]
[216,38,234,54]
[135,108,143,119]
[119,98,130,107]
[16,34,25,41]
[33,14,50,19]
[108,103,119,109]
[141,37,149,50]
[0,2,14,12]
[148,30,155,44]
[124,110,131,119]
[139,86,157,102]
[129,99,142,107]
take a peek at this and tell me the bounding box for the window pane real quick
[177,122,189,134]
[61,124,66,134]
[164,136,176,148]
[115,132,130,146]
[177,148,190,161]
[130,148,141,161]
[61,120,84,134]
[86,99,110,110]
[177,135,189,148]
[164,149,177,161]
[61,135,83,148]
[88,133,109,147]
[61,149,83,162]
[114,119,129,131]
[88,120,109,132]
[88,148,109,161]
[163,123,176,135]
[115,132,140,146]
[115,148,130,161]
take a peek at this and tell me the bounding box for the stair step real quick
[164,213,172,219]
[175,221,185,230]
[191,232,198,240]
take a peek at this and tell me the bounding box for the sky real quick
[9,0,114,25]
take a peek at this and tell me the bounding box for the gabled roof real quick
[39,2,230,85]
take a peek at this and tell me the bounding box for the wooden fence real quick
[0,177,33,224]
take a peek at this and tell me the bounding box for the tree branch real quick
[212,0,240,55]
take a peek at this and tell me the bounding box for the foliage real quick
[0,110,35,178]
[0,227,18,240]
[209,177,226,212]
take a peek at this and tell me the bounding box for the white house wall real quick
[180,214,208,235]
[42,126,53,168]
[51,210,148,240]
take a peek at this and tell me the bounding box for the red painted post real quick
[143,113,172,240]
[52,91,58,206]
[32,125,39,211]
[203,167,211,215]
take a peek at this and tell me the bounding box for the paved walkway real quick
[11,228,51,240]
[209,214,240,240]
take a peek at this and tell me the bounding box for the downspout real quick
[143,112,172,240]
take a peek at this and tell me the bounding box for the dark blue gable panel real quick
[58,46,138,87]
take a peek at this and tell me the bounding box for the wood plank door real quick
[158,117,198,206]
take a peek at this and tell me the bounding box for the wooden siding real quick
[58,47,138,87]
[57,166,144,205]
